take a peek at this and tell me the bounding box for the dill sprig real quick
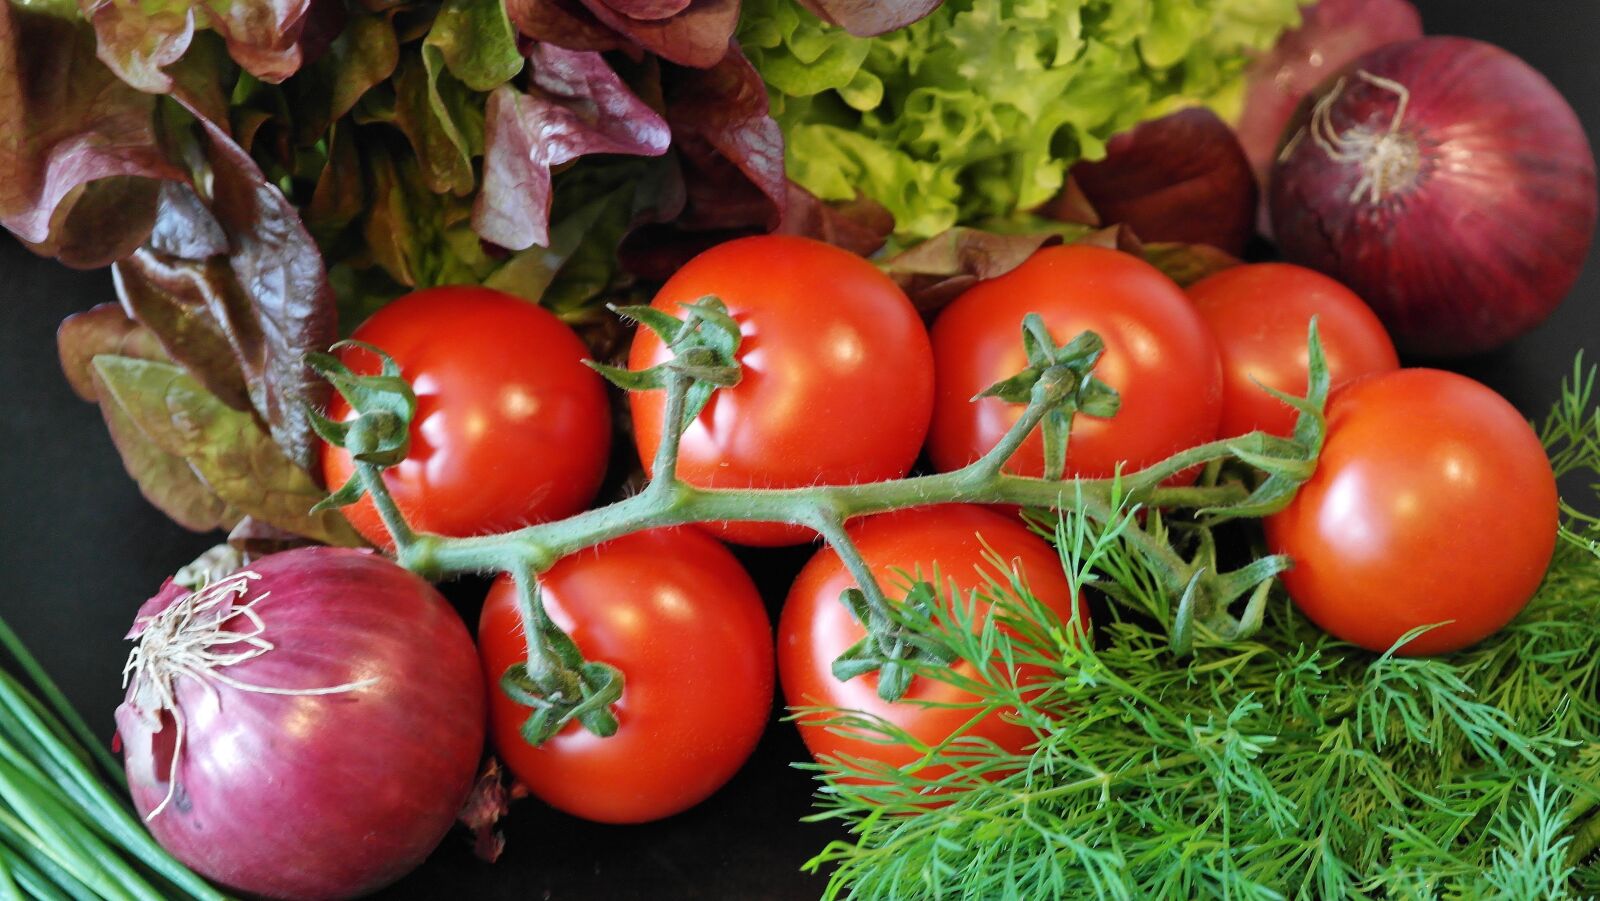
[801,363,1600,900]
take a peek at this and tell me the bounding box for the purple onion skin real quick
[117,547,486,901]
[1270,37,1598,357]
[1070,107,1258,257]
[1237,0,1423,186]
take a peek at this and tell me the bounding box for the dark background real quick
[4,2,1599,898]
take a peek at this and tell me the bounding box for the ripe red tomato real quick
[1265,369,1557,655]
[628,235,934,546]
[320,287,610,549]
[927,245,1222,480]
[479,528,774,824]
[778,505,1081,773]
[1188,263,1399,439]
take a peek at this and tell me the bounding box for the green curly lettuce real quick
[741,0,1307,240]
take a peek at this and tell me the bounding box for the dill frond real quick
[803,361,1600,900]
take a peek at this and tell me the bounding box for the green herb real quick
[741,0,1307,241]
[0,617,226,900]
[796,360,1600,899]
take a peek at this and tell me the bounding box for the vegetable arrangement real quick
[5,0,1600,899]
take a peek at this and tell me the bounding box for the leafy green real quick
[56,308,242,533]
[0,5,179,268]
[802,364,1600,898]
[428,0,524,91]
[742,0,1306,240]
[83,0,314,91]
[91,355,363,547]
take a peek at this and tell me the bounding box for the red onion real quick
[1068,107,1258,256]
[1270,37,1598,357]
[1236,0,1423,192]
[116,547,485,901]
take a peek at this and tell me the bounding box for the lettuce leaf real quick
[83,0,317,90]
[475,44,670,251]
[0,5,180,268]
[743,0,1306,240]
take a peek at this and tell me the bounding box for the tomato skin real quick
[479,529,774,824]
[628,235,935,546]
[1188,263,1399,439]
[1265,369,1557,655]
[927,245,1222,480]
[321,287,610,549]
[778,505,1081,773]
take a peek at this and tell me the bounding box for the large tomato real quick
[628,235,934,546]
[479,528,774,824]
[1188,263,1399,439]
[1266,369,1557,655]
[927,245,1222,480]
[320,287,610,549]
[778,505,1081,773]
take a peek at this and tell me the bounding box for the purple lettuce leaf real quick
[794,0,943,37]
[113,247,255,412]
[506,0,627,52]
[576,0,739,69]
[599,0,692,20]
[82,0,196,93]
[206,0,315,82]
[0,6,182,268]
[116,100,341,472]
[147,182,229,259]
[1067,107,1258,257]
[777,182,892,257]
[82,0,320,91]
[618,43,785,278]
[665,44,784,225]
[474,43,670,251]
[882,228,1063,313]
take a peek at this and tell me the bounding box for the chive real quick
[0,773,138,901]
[0,844,77,901]
[0,809,98,901]
[0,617,121,786]
[4,778,171,901]
[0,675,224,900]
[0,845,22,901]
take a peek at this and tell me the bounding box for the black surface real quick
[4,2,1600,898]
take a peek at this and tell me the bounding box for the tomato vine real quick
[313,306,1333,744]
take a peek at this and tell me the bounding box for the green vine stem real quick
[317,311,1332,738]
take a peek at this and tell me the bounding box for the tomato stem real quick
[355,465,420,555]
[645,369,689,495]
[336,324,1332,746]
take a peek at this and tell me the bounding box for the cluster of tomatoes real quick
[320,234,1558,825]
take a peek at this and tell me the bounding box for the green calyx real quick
[307,341,417,514]
[833,580,959,703]
[976,316,1120,481]
[499,576,622,745]
[589,296,743,432]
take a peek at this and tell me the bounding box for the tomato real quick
[1265,369,1557,655]
[628,235,934,546]
[927,245,1222,480]
[778,505,1082,773]
[479,528,774,824]
[320,287,610,549]
[1188,263,1399,439]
